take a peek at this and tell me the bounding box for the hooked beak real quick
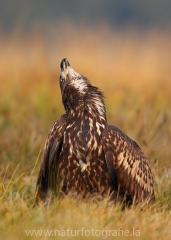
[60,58,70,71]
[60,58,80,79]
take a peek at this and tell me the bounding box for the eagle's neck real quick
[63,83,107,164]
[64,84,107,125]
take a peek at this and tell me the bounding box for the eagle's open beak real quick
[60,58,70,71]
[60,58,80,79]
[60,58,71,79]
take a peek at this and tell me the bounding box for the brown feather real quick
[102,125,155,204]
[35,114,67,202]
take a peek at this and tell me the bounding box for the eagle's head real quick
[59,58,106,118]
[60,58,89,94]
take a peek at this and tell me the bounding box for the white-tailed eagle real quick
[36,58,155,205]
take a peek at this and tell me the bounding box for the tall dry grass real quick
[0,25,171,239]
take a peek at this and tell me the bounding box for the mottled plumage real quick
[36,58,155,205]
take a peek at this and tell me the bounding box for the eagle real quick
[36,58,155,206]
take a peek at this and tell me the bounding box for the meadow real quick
[0,26,171,239]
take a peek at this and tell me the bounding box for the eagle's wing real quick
[35,114,67,202]
[102,125,155,204]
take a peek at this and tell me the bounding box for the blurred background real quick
[0,0,171,183]
[1,2,171,238]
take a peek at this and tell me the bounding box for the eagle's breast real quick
[58,104,110,195]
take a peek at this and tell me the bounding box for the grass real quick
[0,26,171,239]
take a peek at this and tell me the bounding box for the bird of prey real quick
[36,58,155,205]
